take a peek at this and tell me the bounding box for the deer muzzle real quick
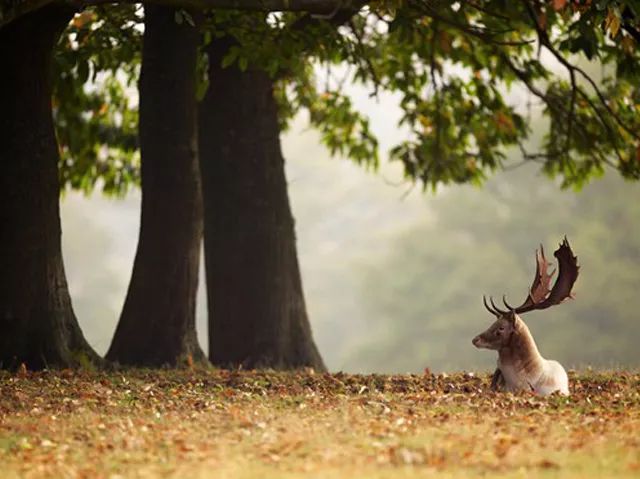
[472,334,489,348]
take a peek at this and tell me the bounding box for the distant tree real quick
[349,164,640,373]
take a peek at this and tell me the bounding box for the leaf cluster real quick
[355,0,640,188]
[53,6,141,195]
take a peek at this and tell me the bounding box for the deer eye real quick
[497,326,505,333]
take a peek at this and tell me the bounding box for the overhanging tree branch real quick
[412,0,533,46]
[272,0,366,79]
[290,0,366,30]
[519,0,639,143]
[0,0,366,28]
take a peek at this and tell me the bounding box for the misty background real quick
[60,87,640,374]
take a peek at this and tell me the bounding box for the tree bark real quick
[106,5,206,367]
[0,6,101,370]
[198,36,326,371]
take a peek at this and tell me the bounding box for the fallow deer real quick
[472,237,579,396]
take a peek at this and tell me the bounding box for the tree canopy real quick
[46,0,640,197]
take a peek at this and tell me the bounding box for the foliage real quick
[1,369,639,478]
[358,0,640,188]
[52,0,640,195]
[53,6,142,196]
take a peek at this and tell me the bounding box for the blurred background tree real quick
[347,162,640,372]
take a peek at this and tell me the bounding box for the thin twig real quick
[463,0,512,22]
[336,63,353,91]
[575,87,626,165]
[430,20,442,162]
[348,18,380,97]
[565,68,577,154]
[502,159,532,171]
[414,1,534,46]
[400,181,417,200]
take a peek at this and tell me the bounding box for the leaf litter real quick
[0,369,638,478]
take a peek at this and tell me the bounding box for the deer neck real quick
[498,318,544,375]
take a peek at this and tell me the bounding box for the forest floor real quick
[0,368,638,479]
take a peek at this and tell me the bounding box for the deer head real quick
[472,237,579,351]
[471,310,518,350]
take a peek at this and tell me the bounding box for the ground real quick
[0,369,638,478]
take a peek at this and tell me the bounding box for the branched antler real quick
[484,237,579,316]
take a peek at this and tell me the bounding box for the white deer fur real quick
[472,312,569,396]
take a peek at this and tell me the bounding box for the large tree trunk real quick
[198,36,325,371]
[106,5,206,367]
[0,6,100,370]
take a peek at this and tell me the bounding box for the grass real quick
[0,369,638,478]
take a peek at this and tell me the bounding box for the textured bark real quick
[106,5,206,367]
[198,36,326,371]
[0,6,100,370]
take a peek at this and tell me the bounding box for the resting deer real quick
[472,237,579,396]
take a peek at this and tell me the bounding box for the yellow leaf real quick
[621,35,635,55]
[71,11,95,29]
[606,8,621,38]
[494,111,515,134]
[418,114,431,129]
[466,158,477,172]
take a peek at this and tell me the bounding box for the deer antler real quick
[485,237,579,316]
